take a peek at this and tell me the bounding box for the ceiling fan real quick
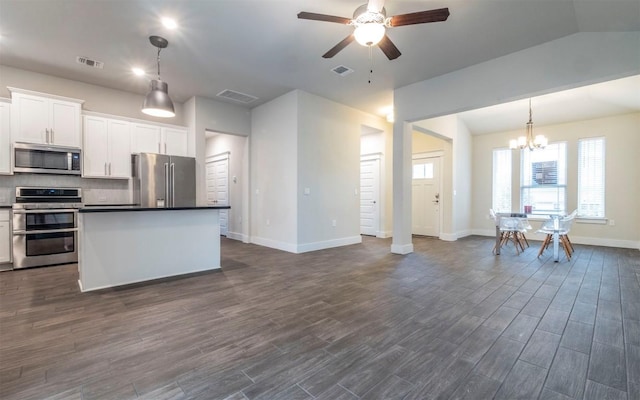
[297,0,450,60]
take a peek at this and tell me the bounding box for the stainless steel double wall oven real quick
[12,187,83,269]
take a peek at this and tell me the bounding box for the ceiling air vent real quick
[76,56,104,69]
[331,65,353,77]
[216,89,258,104]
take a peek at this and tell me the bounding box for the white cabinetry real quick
[131,123,187,156]
[83,116,131,179]
[9,88,83,147]
[0,101,11,174]
[0,210,10,264]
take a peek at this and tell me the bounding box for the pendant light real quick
[509,99,548,150]
[142,36,175,118]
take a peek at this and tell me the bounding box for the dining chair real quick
[537,210,576,260]
[499,216,529,254]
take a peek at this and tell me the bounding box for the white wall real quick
[205,133,249,242]
[296,91,361,251]
[250,91,299,251]
[392,31,640,253]
[187,96,251,206]
[472,112,640,249]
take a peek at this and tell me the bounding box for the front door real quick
[360,158,380,236]
[412,156,441,237]
[206,156,229,236]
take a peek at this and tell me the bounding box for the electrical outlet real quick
[332,219,337,227]
[0,196,6,204]
[98,196,107,203]
[304,188,311,195]
[609,219,615,226]
[266,219,270,226]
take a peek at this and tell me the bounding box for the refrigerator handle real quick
[164,162,169,208]
[170,162,175,207]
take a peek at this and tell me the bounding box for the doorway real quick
[412,154,442,237]
[360,156,381,236]
[206,153,229,236]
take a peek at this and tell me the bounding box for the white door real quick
[360,158,380,236]
[206,157,229,236]
[412,156,441,236]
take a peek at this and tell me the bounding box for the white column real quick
[391,121,414,254]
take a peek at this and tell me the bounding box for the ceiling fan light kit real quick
[297,1,450,60]
[141,35,175,118]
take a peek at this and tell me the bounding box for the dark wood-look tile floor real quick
[0,236,638,400]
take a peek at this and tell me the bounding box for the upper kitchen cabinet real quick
[83,116,131,179]
[0,101,11,174]
[131,123,187,157]
[8,87,83,148]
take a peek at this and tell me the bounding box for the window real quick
[521,142,567,215]
[413,162,433,179]
[578,137,605,217]
[492,149,511,213]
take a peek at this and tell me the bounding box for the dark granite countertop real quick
[80,205,230,213]
[0,205,12,209]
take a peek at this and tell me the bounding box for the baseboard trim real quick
[377,230,392,238]
[439,233,457,241]
[470,229,640,250]
[391,243,414,254]
[226,231,249,243]
[296,236,362,253]
[250,236,298,253]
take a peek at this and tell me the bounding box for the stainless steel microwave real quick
[14,142,82,175]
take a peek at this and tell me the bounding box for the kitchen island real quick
[78,206,230,292]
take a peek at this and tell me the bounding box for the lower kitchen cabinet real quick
[0,210,10,264]
[83,116,131,178]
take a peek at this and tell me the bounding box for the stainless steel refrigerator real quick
[132,153,196,208]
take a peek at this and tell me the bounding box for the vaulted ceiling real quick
[1,0,639,121]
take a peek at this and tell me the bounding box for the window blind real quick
[492,149,511,213]
[578,137,605,218]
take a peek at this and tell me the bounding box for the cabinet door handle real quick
[51,129,54,143]
[45,128,49,143]
[104,162,107,175]
[109,163,112,176]
[164,143,167,154]
[158,142,161,153]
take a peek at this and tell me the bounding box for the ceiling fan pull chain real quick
[368,46,373,84]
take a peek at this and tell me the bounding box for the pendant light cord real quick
[156,47,162,81]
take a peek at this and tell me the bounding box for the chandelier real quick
[510,99,547,150]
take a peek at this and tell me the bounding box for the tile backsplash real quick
[0,175,132,205]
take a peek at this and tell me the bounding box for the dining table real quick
[494,212,528,255]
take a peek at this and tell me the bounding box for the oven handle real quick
[13,228,78,235]
[12,209,79,214]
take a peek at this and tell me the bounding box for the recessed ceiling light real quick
[132,67,145,76]
[162,17,177,30]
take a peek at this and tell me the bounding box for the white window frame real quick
[492,148,512,213]
[520,142,567,216]
[578,137,605,219]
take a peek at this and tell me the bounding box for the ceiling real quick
[0,0,639,119]
[456,74,640,135]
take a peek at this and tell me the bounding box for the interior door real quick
[206,156,229,236]
[360,158,380,236]
[412,156,441,236]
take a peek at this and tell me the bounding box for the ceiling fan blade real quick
[389,8,450,27]
[297,12,351,25]
[378,35,401,60]
[367,0,386,12]
[322,35,355,58]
